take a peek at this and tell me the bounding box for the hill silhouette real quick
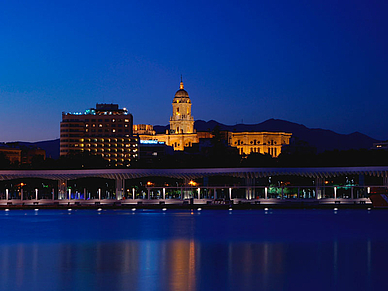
[12,119,379,159]
[155,119,379,152]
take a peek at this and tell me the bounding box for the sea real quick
[0,208,387,291]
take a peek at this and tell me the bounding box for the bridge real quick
[0,166,387,207]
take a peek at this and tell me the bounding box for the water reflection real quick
[0,238,385,291]
[0,209,388,290]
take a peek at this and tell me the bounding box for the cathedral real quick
[136,78,199,151]
[135,79,291,156]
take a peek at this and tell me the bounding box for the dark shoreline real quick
[0,203,375,210]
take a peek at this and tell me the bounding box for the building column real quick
[163,188,166,200]
[229,188,232,200]
[334,187,337,199]
[21,189,23,201]
[98,188,101,200]
[265,187,268,199]
[132,188,136,200]
[6,189,9,201]
[35,189,38,200]
[58,179,67,200]
[115,178,124,200]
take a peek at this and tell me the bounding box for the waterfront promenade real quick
[0,166,387,208]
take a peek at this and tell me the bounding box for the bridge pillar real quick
[58,179,67,199]
[245,178,255,200]
[315,178,324,199]
[115,178,124,200]
[384,177,388,188]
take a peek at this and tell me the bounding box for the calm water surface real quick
[0,208,387,291]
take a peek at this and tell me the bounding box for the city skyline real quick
[1,0,387,142]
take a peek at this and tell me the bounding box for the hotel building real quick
[60,103,138,166]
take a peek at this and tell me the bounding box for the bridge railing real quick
[0,185,382,201]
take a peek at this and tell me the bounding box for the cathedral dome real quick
[173,79,190,102]
[175,88,189,98]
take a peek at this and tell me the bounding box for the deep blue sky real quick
[0,0,387,142]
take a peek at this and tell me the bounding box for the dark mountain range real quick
[16,139,60,159]
[13,119,378,160]
[155,119,379,152]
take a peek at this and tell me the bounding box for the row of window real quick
[81,138,137,143]
[61,146,135,152]
[85,129,130,133]
[234,140,278,146]
[85,124,129,128]
[238,146,278,156]
[60,148,138,157]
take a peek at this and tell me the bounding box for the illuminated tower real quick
[170,78,194,134]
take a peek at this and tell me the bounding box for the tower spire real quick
[180,75,184,90]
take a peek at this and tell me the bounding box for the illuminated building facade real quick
[169,79,194,134]
[60,103,138,166]
[136,79,291,156]
[0,144,46,164]
[0,146,22,163]
[138,79,199,151]
[133,124,155,135]
[228,132,292,157]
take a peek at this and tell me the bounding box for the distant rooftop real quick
[96,103,119,111]
[64,103,129,116]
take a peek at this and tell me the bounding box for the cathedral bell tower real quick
[169,77,194,134]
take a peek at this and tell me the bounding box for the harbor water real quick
[0,208,387,291]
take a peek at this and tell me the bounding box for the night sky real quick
[0,0,387,142]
